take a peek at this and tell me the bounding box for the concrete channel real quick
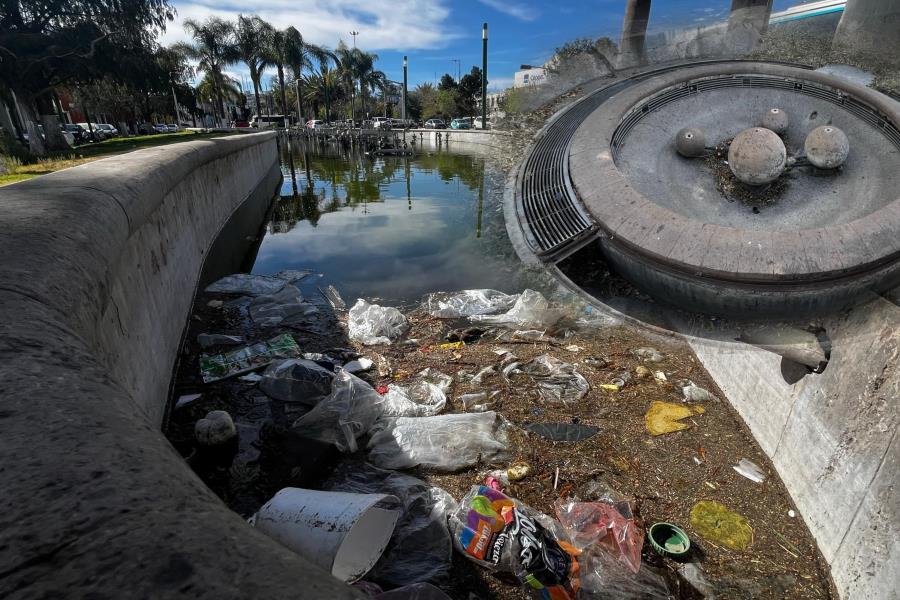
[0,132,363,598]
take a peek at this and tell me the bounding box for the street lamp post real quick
[482,23,488,130]
[402,56,408,122]
[350,31,359,47]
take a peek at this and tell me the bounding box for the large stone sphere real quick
[805,125,849,169]
[675,127,706,157]
[728,127,787,186]
[760,108,789,135]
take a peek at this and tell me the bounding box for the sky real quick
[158,0,800,92]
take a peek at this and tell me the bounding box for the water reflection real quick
[253,139,531,305]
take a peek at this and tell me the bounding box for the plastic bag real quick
[423,289,519,318]
[259,359,335,405]
[197,333,244,349]
[205,273,288,296]
[249,285,319,328]
[471,290,561,329]
[578,547,670,599]
[325,462,457,587]
[375,583,453,599]
[448,485,580,599]
[367,412,509,472]
[512,355,589,404]
[383,368,452,417]
[349,299,409,345]
[292,369,385,452]
[554,495,643,573]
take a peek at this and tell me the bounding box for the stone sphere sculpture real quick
[761,108,789,135]
[805,125,849,169]
[728,127,787,185]
[675,127,707,157]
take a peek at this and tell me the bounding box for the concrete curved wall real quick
[0,132,361,599]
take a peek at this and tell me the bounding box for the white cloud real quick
[159,0,458,51]
[476,0,536,22]
[487,76,513,91]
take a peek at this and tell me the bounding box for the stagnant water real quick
[251,140,542,306]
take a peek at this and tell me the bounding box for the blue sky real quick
[159,0,799,91]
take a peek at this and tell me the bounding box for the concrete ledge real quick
[0,132,362,599]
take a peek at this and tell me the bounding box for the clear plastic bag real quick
[423,289,519,318]
[448,485,580,599]
[382,369,453,418]
[349,299,410,345]
[554,496,643,574]
[197,333,244,349]
[512,354,589,404]
[325,461,457,587]
[292,369,385,452]
[367,412,510,472]
[205,273,288,296]
[259,359,335,405]
[578,548,671,599]
[375,583,453,599]
[249,285,319,328]
[471,289,561,329]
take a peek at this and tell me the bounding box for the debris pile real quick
[167,277,835,599]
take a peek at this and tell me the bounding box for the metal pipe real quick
[482,23,488,131]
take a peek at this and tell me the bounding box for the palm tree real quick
[264,26,304,127]
[197,73,242,105]
[234,15,273,120]
[334,41,361,122]
[174,17,235,123]
[289,40,335,123]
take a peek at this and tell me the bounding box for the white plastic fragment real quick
[471,289,560,329]
[423,289,519,318]
[683,383,716,402]
[634,347,665,362]
[205,273,287,296]
[367,411,510,472]
[382,369,452,417]
[733,458,766,483]
[344,358,374,373]
[348,299,409,345]
[175,393,201,410]
[197,333,244,349]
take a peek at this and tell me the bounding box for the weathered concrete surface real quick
[676,295,899,599]
[0,132,363,599]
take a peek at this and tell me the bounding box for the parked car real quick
[166,124,179,133]
[450,117,471,130]
[137,122,156,135]
[232,119,250,128]
[372,117,391,129]
[423,118,446,129]
[63,123,85,144]
[97,123,119,137]
[152,123,169,133]
[306,119,325,129]
[76,123,105,140]
[472,116,491,130]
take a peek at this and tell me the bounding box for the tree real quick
[438,73,457,91]
[264,26,304,126]
[457,66,483,114]
[234,15,272,120]
[174,17,234,122]
[0,0,174,151]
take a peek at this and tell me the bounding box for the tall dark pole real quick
[402,56,408,122]
[619,0,652,68]
[482,23,488,130]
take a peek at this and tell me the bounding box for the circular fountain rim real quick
[569,62,900,284]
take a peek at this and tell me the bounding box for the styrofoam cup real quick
[250,488,400,582]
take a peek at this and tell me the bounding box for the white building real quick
[513,65,549,88]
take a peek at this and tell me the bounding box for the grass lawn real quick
[0,131,236,187]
